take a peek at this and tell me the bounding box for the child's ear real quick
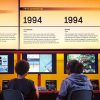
[66,69,70,75]
[24,73,28,76]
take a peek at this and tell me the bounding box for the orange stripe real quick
[20,7,100,11]
[0,10,12,13]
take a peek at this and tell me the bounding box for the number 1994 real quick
[64,16,83,23]
[24,16,42,24]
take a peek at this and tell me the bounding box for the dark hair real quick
[15,60,29,75]
[66,60,84,74]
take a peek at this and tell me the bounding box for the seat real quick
[1,89,24,100]
[67,90,93,100]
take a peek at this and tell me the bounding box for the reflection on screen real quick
[67,54,96,73]
[27,54,52,72]
[0,55,8,73]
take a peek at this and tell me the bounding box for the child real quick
[8,60,39,100]
[56,60,93,100]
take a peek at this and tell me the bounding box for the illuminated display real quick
[0,55,8,73]
[27,54,52,72]
[64,54,98,74]
[0,53,14,74]
[22,53,56,74]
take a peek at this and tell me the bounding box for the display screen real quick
[46,80,57,91]
[22,53,56,74]
[0,53,14,74]
[90,80,99,90]
[64,54,98,74]
[2,80,9,90]
[0,55,8,72]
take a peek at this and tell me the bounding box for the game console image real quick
[2,80,9,90]
[90,80,99,90]
[46,80,57,91]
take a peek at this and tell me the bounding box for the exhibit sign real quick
[0,0,100,49]
[0,0,18,49]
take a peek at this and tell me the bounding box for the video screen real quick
[0,55,8,73]
[22,53,56,74]
[90,80,99,90]
[64,54,98,74]
[46,80,57,91]
[2,80,9,90]
[0,53,14,74]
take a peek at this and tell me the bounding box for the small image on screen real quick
[90,80,99,90]
[0,55,8,73]
[46,80,57,90]
[2,80,9,90]
[67,54,96,73]
[27,54,52,72]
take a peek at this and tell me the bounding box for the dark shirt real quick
[8,78,38,100]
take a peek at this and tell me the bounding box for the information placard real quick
[20,0,100,49]
[0,0,100,49]
[0,0,18,49]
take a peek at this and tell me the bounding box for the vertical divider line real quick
[18,0,20,49]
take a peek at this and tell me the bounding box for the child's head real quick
[66,60,84,74]
[15,60,29,76]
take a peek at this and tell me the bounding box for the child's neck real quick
[17,75,25,79]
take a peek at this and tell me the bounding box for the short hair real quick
[66,60,84,74]
[15,60,29,75]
